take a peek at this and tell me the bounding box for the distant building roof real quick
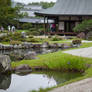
[35,0,92,16]
[23,5,42,10]
[19,18,54,24]
[20,5,43,17]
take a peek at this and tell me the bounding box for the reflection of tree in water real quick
[0,74,11,90]
[33,71,82,85]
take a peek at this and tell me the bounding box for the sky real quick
[14,0,57,4]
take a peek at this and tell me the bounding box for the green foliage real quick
[0,0,22,28]
[0,32,23,42]
[31,88,48,92]
[51,35,63,41]
[40,2,55,9]
[28,28,44,35]
[74,20,92,32]
[9,52,24,61]
[26,38,41,43]
[28,35,34,38]
[10,40,22,45]
[20,23,32,30]
[28,2,55,9]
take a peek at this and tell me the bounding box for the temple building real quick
[35,0,92,35]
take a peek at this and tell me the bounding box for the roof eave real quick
[35,12,92,17]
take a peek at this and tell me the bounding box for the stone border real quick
[0,42,75,50]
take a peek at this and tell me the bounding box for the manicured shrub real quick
[10,40,22,45]
[51,35,63,41]
[0,36,10,42]
[26,38,41,43]
[28,35,34,38]
[9,52,24,61]
[48,35,52,38]
[72,39,82,45]
[21,23,32,30]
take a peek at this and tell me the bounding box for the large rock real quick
[33,44,41,48]
[62,43,71,49]
[24,51,37,60]
[77,32,86,39]
[15,64,32,73]
[41,42,49,48]
[86,31,92,40]
[0,44,3,49]
[0,55,11,73]
[22,42,33,48]
[49,43,58,48]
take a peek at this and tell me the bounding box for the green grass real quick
[80,42,92,48]
[16,30,29,33]
[1,42,10,45]
[12,51,89,71]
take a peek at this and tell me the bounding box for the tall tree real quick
[0,0,21,28]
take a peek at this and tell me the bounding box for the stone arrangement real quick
[0,55,11,73]
[0,42,72,50]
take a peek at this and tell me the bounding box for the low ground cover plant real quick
[12,51,87,72]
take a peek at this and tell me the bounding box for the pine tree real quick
[0,0,20,28]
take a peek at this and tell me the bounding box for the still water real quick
[0,71,82,92]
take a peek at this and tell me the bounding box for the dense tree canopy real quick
[28,2,55,9]
[0,0,21,28]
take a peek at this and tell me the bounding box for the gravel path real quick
[49,78,92,92]
[49,47,92,92]
[64,47,92,58]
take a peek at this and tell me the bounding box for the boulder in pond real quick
[41,42,49,48]
[22,42,33,48]
[33,44,41,48]
[24,51,37,60]
[0,55,11,73]
[62,43,71,49]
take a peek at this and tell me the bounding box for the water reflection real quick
[0,74,11,90]
[0,71,82,92]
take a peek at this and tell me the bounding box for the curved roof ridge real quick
[35,0,92,16]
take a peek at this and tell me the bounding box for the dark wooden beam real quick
[44,16,46,35]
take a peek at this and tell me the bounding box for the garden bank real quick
[11,42,92,92]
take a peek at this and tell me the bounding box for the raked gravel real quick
[49,78,92,92]
[64,47,92,58]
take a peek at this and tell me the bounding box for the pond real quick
[0,71,82,92]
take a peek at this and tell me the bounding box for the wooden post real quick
[44,16,46,35]
[47,16,49,34]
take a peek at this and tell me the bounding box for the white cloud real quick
[14,0,57,4]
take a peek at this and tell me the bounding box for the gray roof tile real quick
[35,0,92,16]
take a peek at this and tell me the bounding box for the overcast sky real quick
[14,0,57,4]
